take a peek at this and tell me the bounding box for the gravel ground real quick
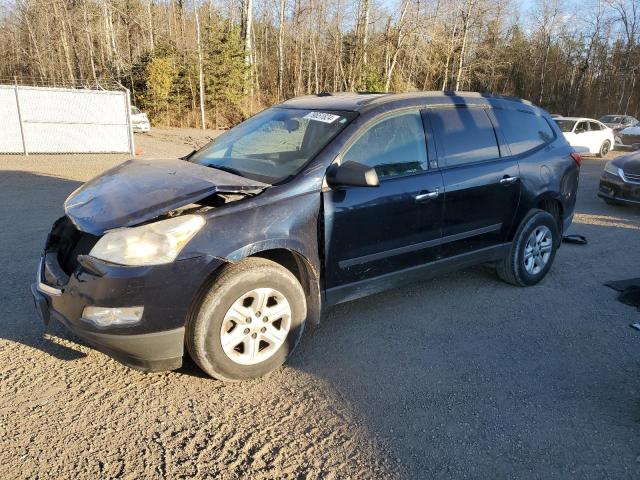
[1,134,639,479]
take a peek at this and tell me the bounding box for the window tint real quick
[342,111,427,179]
[589,121,602,131]
[492,109,554,155]
[429,108,499,166]
[555,119,576,132]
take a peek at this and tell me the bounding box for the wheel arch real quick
[510,193,564,244]
[248,247,322,325]
[535,195,564,238]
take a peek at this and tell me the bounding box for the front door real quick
[323,110,445,292]
[426,106,521,258]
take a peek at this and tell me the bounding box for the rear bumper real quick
[31,282,185,371]
[132,122,150,132]
[563,212,574,233]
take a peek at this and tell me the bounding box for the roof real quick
[279,91,542,115]
[556,117,601,122]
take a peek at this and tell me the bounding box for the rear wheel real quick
[597,140,611,158]
[497,209,559,286]
[186,258,307,381]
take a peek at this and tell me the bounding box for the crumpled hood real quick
[64,158,269,235]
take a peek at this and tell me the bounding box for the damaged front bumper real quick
[31,226,225,371]
[598,173,640,206]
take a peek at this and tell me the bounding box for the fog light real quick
[82,306,143,327]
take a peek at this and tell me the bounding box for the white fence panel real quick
[0,85,133,154]
[0,87,25,153]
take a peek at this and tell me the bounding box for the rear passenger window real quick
[342,110,428,179]
[429,107,499,166]
[589,121,602,131]
[492,108,555,155]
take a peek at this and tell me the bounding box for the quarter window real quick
[429,107,499,166]
[342,111,428,179]
[493,108,555,155]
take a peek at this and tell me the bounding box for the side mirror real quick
[326,161,379,187]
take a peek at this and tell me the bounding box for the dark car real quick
[31,92,580,381]
[598,148,640,206]
[599,114,638,133]
[615,126,640,149]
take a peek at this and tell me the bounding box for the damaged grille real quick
[46,216,100,277]
[623,171,640,183]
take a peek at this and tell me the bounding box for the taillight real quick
[570,152,582,167]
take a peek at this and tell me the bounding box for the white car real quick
[130,106,150,132]
[554,117,614,157]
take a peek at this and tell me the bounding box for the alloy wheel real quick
[523,226,553,275]
[219,288,292,365]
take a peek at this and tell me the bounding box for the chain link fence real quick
[0,82,134,155]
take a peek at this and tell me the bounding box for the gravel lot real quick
[1,131,639,479]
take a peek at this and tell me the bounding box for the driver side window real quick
[342,111,428,180]
[575,122,588,133]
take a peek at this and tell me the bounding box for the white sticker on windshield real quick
[304,112,340,124]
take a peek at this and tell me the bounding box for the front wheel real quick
[186,258,307,381]
[497,209,559,286]
[597,140,611,158]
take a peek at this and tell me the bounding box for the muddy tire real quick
[186,258,307,381]
[496,209,559,287]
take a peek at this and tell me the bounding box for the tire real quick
[186,258,307,381]
[496,209,559,287]
[597,140,611,158]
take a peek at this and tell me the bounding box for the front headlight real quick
[89,215,205,266]
[603,161,621,178]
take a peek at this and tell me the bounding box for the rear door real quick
[426,106,520,257]
[572,121,593,153]
[323,109,444,289]
[588,121,608,150]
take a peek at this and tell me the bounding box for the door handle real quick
[499,176,519,185]
[415,190,439,201]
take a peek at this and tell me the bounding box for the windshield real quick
[190,107,357,183]
[599,115,622,124]
[131,106,142,115]
[554,119,576,132]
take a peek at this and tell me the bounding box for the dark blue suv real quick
[31,92,580,381]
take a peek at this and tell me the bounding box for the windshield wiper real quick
[181,149,197,160]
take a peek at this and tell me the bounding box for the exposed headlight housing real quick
[89,215,205,266]
[603,161,622,178]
